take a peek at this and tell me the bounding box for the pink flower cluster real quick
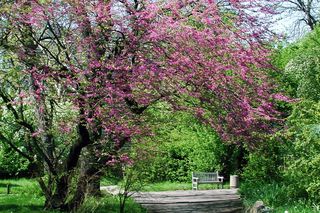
[10,0,284,152]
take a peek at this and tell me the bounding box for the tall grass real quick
[78,196,146,213]
[240,182,319,213]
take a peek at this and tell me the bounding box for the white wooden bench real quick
[192,172,224,190]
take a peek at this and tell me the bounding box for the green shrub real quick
[242,138,287,184]
[0,144,29,178]
[284,101,320,202]
[273,26,320,101]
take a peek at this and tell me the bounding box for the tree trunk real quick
[66,175,88,211]
[87,173,101,196]
[43,175,70,210]
[63,146,102,211]
[79,145,102,197]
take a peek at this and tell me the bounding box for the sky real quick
[272,13,311,42]
[270,0,319,42]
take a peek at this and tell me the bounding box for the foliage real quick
[108,105,241,185]
[239,23,320,213]
[240,182,292,207]
[244,26,320,208]
[284,100,320,202]
[240,182,319,213]
[0,144,29,178]
[132,106,227,182]
[276,205,319,213]
[0,98,32,178]
[273,26,320,100]
[242,138,287,184]
[116,165,148,213]
[272,27,320,203]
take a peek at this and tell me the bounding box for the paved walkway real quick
[132,189,243,213]
[100,185,123,196]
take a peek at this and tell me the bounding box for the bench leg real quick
[192,183,198,190]
[192,178,199,190]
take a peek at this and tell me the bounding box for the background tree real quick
[275,25,320,202]
[241,24,320,208]
[273,0,320,37]
[274,26,320,100]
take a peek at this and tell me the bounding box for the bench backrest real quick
[192,172,219,182]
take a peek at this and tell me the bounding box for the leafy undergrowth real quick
[240,182,319,213]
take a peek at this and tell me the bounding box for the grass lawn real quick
[0,194,52,213]
[0,178,56,213]
[0,178,145,213]
[141,181,228,191]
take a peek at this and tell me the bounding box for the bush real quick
[242,138,287,184]
[284,101,320,202]
[0,144,29,178]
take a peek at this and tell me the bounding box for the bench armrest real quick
[218,176,224,182]
[192,177,199,182]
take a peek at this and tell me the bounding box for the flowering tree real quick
[0,0,283,210]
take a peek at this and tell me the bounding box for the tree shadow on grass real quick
[0,204,44,212]
[0,204,58,213]
[0,183,20,187]
[0,183,22,195]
